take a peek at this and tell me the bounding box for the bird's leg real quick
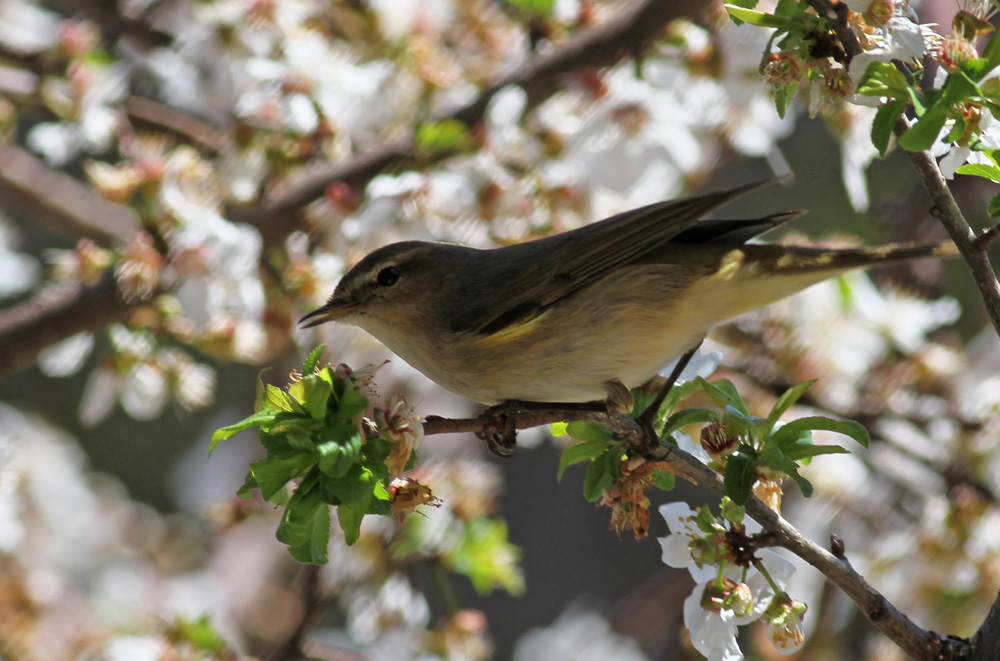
[636,342,703,451]
[602,379,633,414]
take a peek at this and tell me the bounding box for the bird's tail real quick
[740,240,958,275]
[689,240,958,323]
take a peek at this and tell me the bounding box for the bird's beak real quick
[299,298,358,329]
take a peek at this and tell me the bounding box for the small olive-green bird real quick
[300,181,955,410]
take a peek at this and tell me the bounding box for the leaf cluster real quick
[210,345,403,563]
[556,378,869,507]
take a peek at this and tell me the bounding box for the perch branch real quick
[422,408,971,659]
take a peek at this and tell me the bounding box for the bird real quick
[299,180,955,414]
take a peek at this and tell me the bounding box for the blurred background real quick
[0,0,999,659]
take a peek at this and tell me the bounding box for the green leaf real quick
[872,98,908,157]
[236,469,257,500]
[583,448,620,502]
[956,162,1000,183]
[696,378,749,414]
[724,5,785,27]
[651,469,675,491]
[723,452,756,505]
[337,388,369,419]
[503,0,554,15]
[898,107,948,152]
[254,369,271,412]
[942,72,981,104]
[767,380,816,426]
[770,416,870,448]
[784,444,850,461]
[982,28,1000,73]
[857,61,909,99]
[722,405,771,437]
[336,501,366,546]
[565,420,614,442]
[320,464,377,505]
[277,483,331,563]
[250,454,317,501]
[303,377,332,421]
[169,615,227,654]
[774,85,796,120]
[446,517,525,595]
[550,422,568,437]
[661,408,718,436]
[302,344,326,375]
[317,423,363,478]
[661,379,700,416]
[759,445,814,497]
[416,119,476,152]
[558,440,613,481]
[989,192,1000,217]
[210,409,282,454]
[264,384,295,411]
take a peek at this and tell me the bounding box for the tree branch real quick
[421,408,971,659]
[233,0,701,246]
[0,0,696,379]
[0,144,140,244]
[806,0,1000,338]
[0,272,136,376]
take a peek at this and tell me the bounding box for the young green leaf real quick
[566,420,614,442]
[583,449,620,502]
[558,440,613,481]
[277,484,331,563]
[337,388,369,419]
[759,445,814,497]
[722,405,770,437]
[210,409,282,454]
[783,444,850,461]
[769,416,870,449]
[724,5,786,27]
[898,107,948,152]
[316,424,364,478]
[302,344,326,375]
[302,377,333,420]
[336,501,367,547]
[661,408,718,436]
[416,119,476,152]
[651,469,676,491]
[989,192,1000,217]
[723,452,756,505]
[856,61,909,99]
[767,380,816,426]
[697,378,749,414]
[955,162,1000,183]
[872,98,909,157]
[250,454,317,501]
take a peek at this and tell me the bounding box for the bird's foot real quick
[476,401,519,457]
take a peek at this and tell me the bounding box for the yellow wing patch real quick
[473,309,552,347]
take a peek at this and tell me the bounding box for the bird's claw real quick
[476,402,519,457]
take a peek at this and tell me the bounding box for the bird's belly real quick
[439,267,705,404]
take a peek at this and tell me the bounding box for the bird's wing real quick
[461,180,783,336]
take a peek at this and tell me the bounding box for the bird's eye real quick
[376,266,400,287]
